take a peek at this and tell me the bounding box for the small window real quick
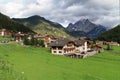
[59,51,62,53]
[53,51,56,53]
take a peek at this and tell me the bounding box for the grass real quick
[0,43,120,80]
[0,53,26,80]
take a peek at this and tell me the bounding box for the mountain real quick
[66,31,87,38]
[87,25,106,38]
[66,19,107,38]
[0,12,34,33]
[13,15,70,37]
[67,19,97,33]
[98,24,120,43]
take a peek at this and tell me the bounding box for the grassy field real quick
[0,43,120,80]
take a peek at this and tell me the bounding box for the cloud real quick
[0,0,119,27]
[0,2,24,17]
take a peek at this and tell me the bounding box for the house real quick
[43,35,54,48]
[93,45,104,53]
[50,39,91,55]
[14,32,25,42]
[108,41,120,46]
[34,34,54,47]
[0,29,12,36]
[99,41,120,46]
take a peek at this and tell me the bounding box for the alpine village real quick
[0,11,120,80]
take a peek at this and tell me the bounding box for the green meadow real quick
[0,43,120,80]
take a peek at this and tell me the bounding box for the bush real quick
[38,39,45,47]
[23,36,30,45]
[106,44,112,50]
[30,36,35,45]
[23,36,45,47]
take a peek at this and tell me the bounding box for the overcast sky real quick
[0,0,119,27]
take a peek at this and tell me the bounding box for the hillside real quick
[0,13,34,33]
[0,44,120,80]
[66,19,107,38]
[87,25,106,38]
[66,31,87,38]
[98,24,120,43]
[13,15,70,37]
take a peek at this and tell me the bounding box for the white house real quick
[0,29,12,36]
[50,39,91,55]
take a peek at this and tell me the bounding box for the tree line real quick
[23,36,45,47]
[97,25,120,43]
[0,12,34,33]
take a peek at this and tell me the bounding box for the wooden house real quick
[34,34,54,47]
[43,35,54,48]
[14,32,25,42]
[0,29,12,36]
[108,41,120,46]
[93,45,103,53]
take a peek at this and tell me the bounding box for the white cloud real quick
[0,2,24,17]
[0,0,119,28]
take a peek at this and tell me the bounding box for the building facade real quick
[50,39,91,55]
[0,29,12,36]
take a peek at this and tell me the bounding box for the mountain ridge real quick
[13,15,107,38]
[13,15,70,37]
[98,24,120,43]
[66,19,107,38]
[0,12,34,33]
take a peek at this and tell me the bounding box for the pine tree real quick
[23,36,29,45]
[30,36,35,45]
[38,39,45,47]
[106,44,111,50]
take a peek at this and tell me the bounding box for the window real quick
[59,51,62,53]
[53,51,56,53]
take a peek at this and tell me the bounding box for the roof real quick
[50,39,70,47]
[15,33,25,37]
[50,38,86,47]
[93,45,102,48]
[74,40,86,46]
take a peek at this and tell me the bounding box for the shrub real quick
[23,36,30,45]
[106,44,112,50]
[38,39,45,47]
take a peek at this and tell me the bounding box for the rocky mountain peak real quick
[67,19,96,33]
[66,19,107,38]
[77,19,90,24]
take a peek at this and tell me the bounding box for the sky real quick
[0,0,119,28]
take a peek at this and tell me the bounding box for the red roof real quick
[93,45,102,48]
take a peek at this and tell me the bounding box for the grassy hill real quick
[98,24,120,43]
[13,15,70,37]
[0,13,34,33]
[0,43,120,80]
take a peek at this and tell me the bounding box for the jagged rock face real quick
[67,19,97,32]
[67,23,74,31]
[66,19,107,38]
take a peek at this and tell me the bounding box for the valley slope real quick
[13,15,70,37]
[98,24,120,43]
